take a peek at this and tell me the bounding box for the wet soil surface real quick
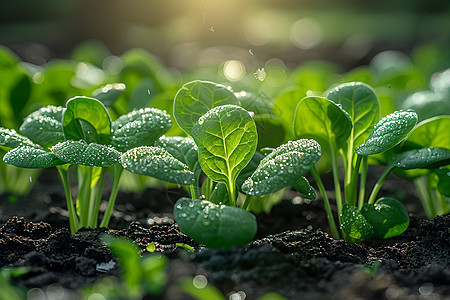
[0,168,449,299]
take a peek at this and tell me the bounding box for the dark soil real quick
[0,168,449,299]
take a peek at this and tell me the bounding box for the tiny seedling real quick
[2,96,192,234]
[293,82,448,241]
[166,81,321,248]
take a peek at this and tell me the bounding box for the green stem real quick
[347,154,363,207]
[242,194,252,210]
[228,179,236,207]
[90,168,106,228]
[329,150,343,217]
[357,156,368,210]
[311,167,340,239]
[367,164,395,205]
[189,185,196,199]
[57,165,79,234]
[425,174,437,217]
[414,177,433,219]
[436,192,447,215]
[100,164,123,228]
[80,166,93,227]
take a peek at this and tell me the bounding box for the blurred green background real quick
[1,0,450,69]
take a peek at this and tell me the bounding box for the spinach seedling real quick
[2,96,189,234]
[169,81,321,248]
[293,82,447,241]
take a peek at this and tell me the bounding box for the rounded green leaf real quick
[340,203,374,240]
[434,168,450,197]
[235,91,273,115]
[393,147,450,170]
[236,151,265,190]
[242,139,321,196]
[20,105,65,148]
[355,110,418,155]
[361,197,409,239]
[92,83,126,107]
[51,140,120,167]
[173,81,239,135]
[173,198,257,249]
[253,114,286,149]
[292,176,316,200]
[191,105,257,187]
[404,115,450,149]
[154,135,199,172]
[0,128,42,150]
[112,108,171,152]
[120,146,194,185]
[327,82,380,151]
[3,146,65,168]
[63,96,112,145]
[294,96,352,156]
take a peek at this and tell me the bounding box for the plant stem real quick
[367,164,395,205]
[242,194,252,210]
[228,179,236,207]
[90,168,106,228]
[100,164,123,228]
[414,177,433,219]
[436,192,447,215]
[329,150,343,217]
[357,156,368,210]
[80,166,92,227]
[57,165,79,234]
[425,174,437,217]
[311,166,340,239]
[189,185,196,199]
[346,154,363,207]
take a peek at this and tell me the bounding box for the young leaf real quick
[173,198,257,249]
[154,136,198,172]
[404,115,450,149]
[19,105,65,148]
[3,146,65,168]
[355,110,418,156]
[9,73,32,124]
[434,168,450,197]
[0,128,42,149]
[361,197,409,239]
[340,203,374,239]
[292,176,316,200]
[173,81,239,135]
[236,151,265,190]
[191,105,257,191]
[51,140,121,167]
[63,96,112,145]
[235,91,273,115]
[326,82,380,151]
[92,83,126,107]
[209,182,228,204]
[112,108,171,152]
[294,96,352,157]
[242,139,321,196]
[253,114,285,149]
[393,147,450,170]
[120,146,194,185]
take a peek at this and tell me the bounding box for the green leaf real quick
[173,81,239,135]
[242,139,321,196]
[173,198,257,249]
[51,140,120,167]
[340,203,374,239]
[154,136,199,172]
[0,128,42,149]
[120,146,194,185]
[209,182,228,204]
[355,110,418,155]
[178,277,226,300]
[236,151,265,190]
[393,147,450,170]
[404,115,450,149]
[192,105,257,190]
[253,114,286,149]
[3,146,65,168]
[326,82,380,151]
[235,91,273,115]
[20,106,65,148]
[361,197,409,239]
[112,108,171,152]
[129,78,156,109]
[292,176,316,200]
[273,88,308,141]
[434,168,450,197]
[91,83,126,107]
[63,96,112,144]
[9,73,32,124]
[294,96,352,157]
